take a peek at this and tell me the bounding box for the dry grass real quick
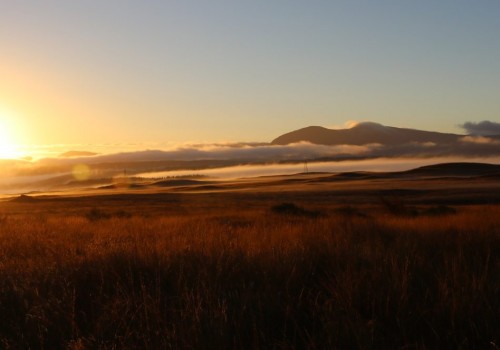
[0,203,498,349]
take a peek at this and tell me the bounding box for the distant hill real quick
[9,194,39,203]
[271,122,462,146]
[59,151,98,158]
[402,162,500,177]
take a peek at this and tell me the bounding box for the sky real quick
[1,0,500,149]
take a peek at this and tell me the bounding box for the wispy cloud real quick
[327,120,361,129]
[460,136,500,145]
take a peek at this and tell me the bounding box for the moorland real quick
[0,163,499,349]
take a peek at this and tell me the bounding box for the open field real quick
[0,170,499,349]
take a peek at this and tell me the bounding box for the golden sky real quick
[1,1,499,158]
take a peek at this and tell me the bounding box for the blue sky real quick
[1,0,499,145]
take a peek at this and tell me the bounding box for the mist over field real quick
[4,121,500,186]
[136,157,500,179]
[2,134,500,194]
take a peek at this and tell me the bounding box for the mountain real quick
[271,122,462,146]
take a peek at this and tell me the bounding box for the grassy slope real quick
[0,203,498,349]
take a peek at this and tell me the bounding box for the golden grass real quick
[0,204,498,349]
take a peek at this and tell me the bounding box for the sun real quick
[0,126,17,159]
[0,118,22,160]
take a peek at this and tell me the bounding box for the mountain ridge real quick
[272,122,465,146]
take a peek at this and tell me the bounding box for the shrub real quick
[85,208,111,221]
[423,205,457,216]
[335,205,368,217]
[379,196,419,217]
[270,202,321,218]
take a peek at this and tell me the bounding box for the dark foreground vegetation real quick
[0,201,498,349]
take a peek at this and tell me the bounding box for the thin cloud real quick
[327,120,360,130]
[461,136,500,145]
[460,121,500,135]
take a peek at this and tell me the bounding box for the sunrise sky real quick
[1,0,500,153]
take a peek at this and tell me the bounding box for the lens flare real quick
[72,164,91,181]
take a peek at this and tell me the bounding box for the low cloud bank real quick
[4,139,500,177]
[39,142,376,164]
[460,120,500,136]
[1,139,499,194]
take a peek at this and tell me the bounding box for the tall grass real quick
[0,206,498,349]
